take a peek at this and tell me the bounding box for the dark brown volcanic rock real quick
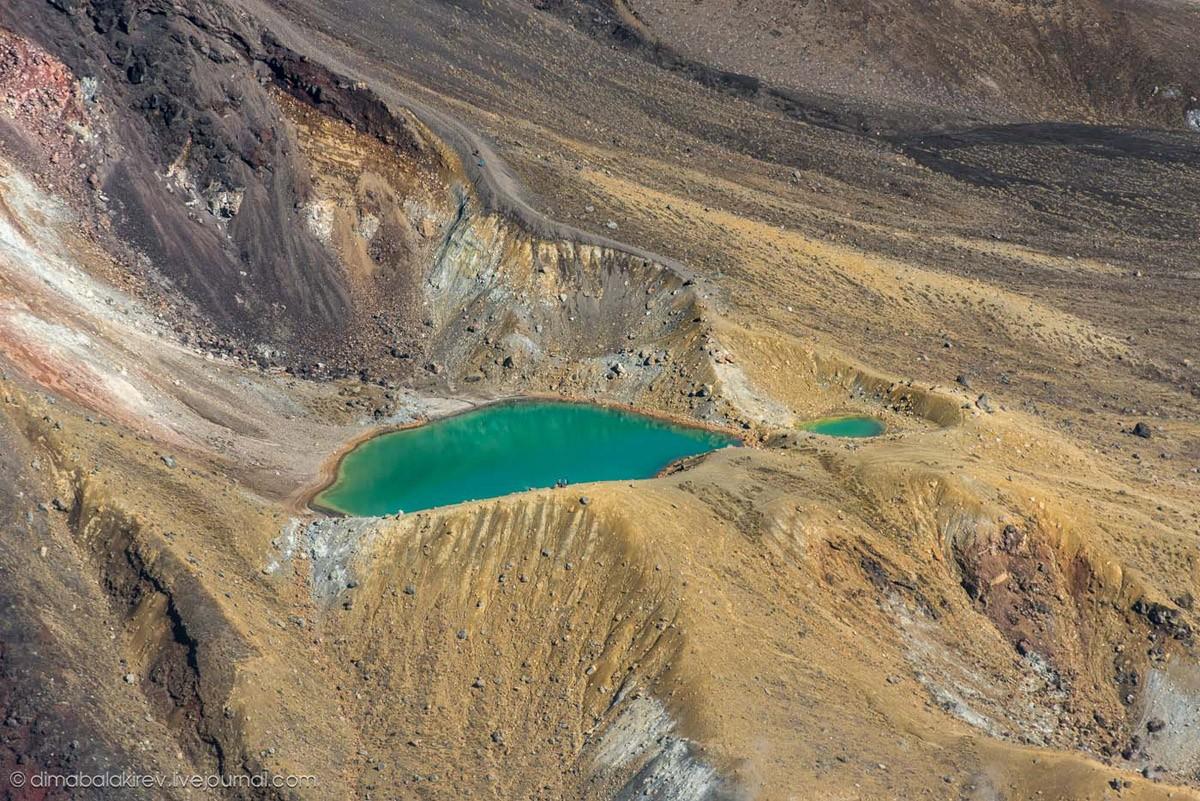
[10,0,332,340]
[600,0,1199,130]
[3,0,447,365]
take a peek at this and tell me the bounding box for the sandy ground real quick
[0,1,1197,800]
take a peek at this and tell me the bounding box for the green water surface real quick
[315,400,738,516]
[801,415,886,438]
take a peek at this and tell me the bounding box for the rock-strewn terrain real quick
[0,0,1198,799]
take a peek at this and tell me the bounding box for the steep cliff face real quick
[280,95,722,409]
[2,0,454,361]
[1,0,733,405]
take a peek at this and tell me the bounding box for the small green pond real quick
[800,415,886,438]
[314,400,738,516]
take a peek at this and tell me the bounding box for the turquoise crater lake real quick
[800,415,885,438]
[314,400,739,516]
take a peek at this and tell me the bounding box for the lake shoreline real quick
[300,393,750,518]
